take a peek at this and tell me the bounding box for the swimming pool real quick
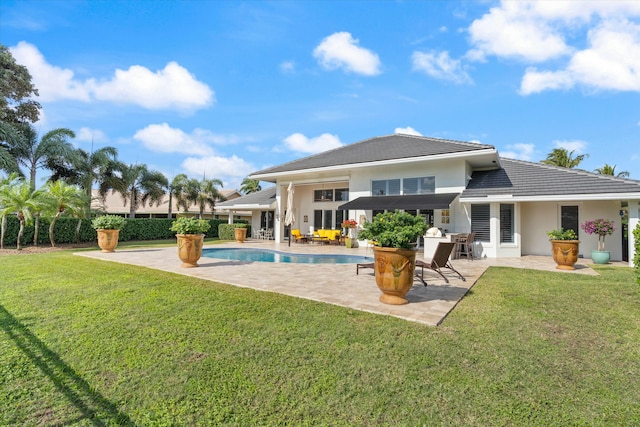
[202,248,374,264]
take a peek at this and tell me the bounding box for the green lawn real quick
[1,251,639,426]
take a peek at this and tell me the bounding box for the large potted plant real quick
[359,210,428,305]
[91,215,126,253]
[170,217,211,268]
[234,223,248,243]
[341,219,358,248]
[547,228,580,270]
[581,218,615,264]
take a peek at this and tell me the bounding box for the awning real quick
[338,193,459,211]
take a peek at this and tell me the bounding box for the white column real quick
[628,200,639,268]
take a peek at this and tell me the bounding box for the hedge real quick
[633,222,640,285]
[218,222,251,240]
[0,216,231,247]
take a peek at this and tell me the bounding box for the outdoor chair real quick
[456,232,476,260]
[356,262,375,275]
[415,242,466,285]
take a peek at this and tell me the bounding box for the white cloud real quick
[280,60,295,73]
[283,133,343,154]
[395,127,422,136]
[313,32,381,76]
[76,127,109,143]
[412,50,472,84]
[133,123,240,156]
[553,139,588,153]
[500,143,535,161]
[181,155,255,190]
[9,41,214,111]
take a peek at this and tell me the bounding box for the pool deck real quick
[76,239,614,326]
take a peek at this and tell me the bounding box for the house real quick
[93,189,247,220]
[217,134,640,266]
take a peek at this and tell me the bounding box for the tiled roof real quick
[217,186,276,207]
[461,158,640,198]
[251,134,495,176]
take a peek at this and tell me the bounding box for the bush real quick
[633,222,640,285]
[170,217,211,235]
[91,215,126,230]
[218,222,250,240]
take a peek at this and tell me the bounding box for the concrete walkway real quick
[76,239,607,326]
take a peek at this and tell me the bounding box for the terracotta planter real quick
[234,227,247,243]
[372,246,417,305]
[176,234,205,268]
[96,229,120,253]
[550,240,580,270]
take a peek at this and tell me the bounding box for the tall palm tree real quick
[41,180,87,247]
[594,163,630,178]
[185,177,224,219]
[0,173,21,249]
[0,178,40,249]
[240,177,261,195]
[6,124,76,190]
[167,173,190,218]
[112,163,168,218]
[541,148,588,169]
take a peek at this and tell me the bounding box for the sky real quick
[1,0,639,191]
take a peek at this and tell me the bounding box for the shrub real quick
[218,222,250,240]
[547,228,578,240]
[358,210,428,249]
[633,222,640,285]
[92,215,126,230]
[170,217,211,235]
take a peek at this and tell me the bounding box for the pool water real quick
[202,248,373,264]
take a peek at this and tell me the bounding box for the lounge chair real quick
[356,262,375,275]
[415,242,466,285]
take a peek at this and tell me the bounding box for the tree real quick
[112,164,168,218]
[0,178,40,249]
[541,148,588,169]
[0,173,21,249]
[0,44,41,125]
[185,177,224,219]
[240,177,261,195]
[167,173,191,218]
[0,122,22,174]
[41,180,87,247]
[594,164,630,178]
[7,124,76,190]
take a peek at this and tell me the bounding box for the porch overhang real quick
[338,193,459,211]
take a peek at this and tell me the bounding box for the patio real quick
[77,239,607,326]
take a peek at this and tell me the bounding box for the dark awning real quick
[338,193,459,211]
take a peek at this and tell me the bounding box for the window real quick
[335,210,345,229]
[372,179,400,196]
[500,204,514,243]
[441,209,450,224]
[314,189,334,202]
[471,204,490,242]
[323,210,333,229]
[561,206,579,235]
[335,188,349,201]
[313,210,322,229]
[403,176,435,195]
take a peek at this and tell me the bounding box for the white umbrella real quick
[285,182,295,246]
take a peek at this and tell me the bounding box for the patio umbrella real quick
[284,182,295,246]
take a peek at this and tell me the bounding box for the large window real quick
[314,209,339,230]
[471,204,490,242]
[500,204,514,243]
[335,188,349,201]
[372,179,401,196]
[314,189,334,202]
[403,176,435,195]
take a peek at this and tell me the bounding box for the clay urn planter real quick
[547,228,580,270]
[234,223,248,243]
[91,215,126,253]
[358,210,428,305]
[170,217,211,268]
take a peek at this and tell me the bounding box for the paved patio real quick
[76,239,607,326]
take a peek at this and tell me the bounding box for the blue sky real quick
[1,0,639,190]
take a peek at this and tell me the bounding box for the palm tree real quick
[0,122,21,175]
[41,180,87,247]
[112,164,168,218]
[541,148,588,169]
[6,124,76,190]
[0,173,21,249]
[594,164,630,178]
[0,178,40,249]
[240,177,261,195]
[167,173,190,218]
[185,177,224,219]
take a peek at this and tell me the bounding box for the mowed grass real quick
[1,251,639,426]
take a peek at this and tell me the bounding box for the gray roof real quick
[251,134,495,176]
[217,186,276,208]
[461,158,640,198]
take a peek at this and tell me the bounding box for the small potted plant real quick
[234,223,248,243]
[170,217,211,268]
[547,227,580,270]
[358,210,428,305]
[341,219,358,248]
[91,215,126,252]
[581,218,615,264]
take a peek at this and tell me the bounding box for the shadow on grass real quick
[0,304,135,426]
